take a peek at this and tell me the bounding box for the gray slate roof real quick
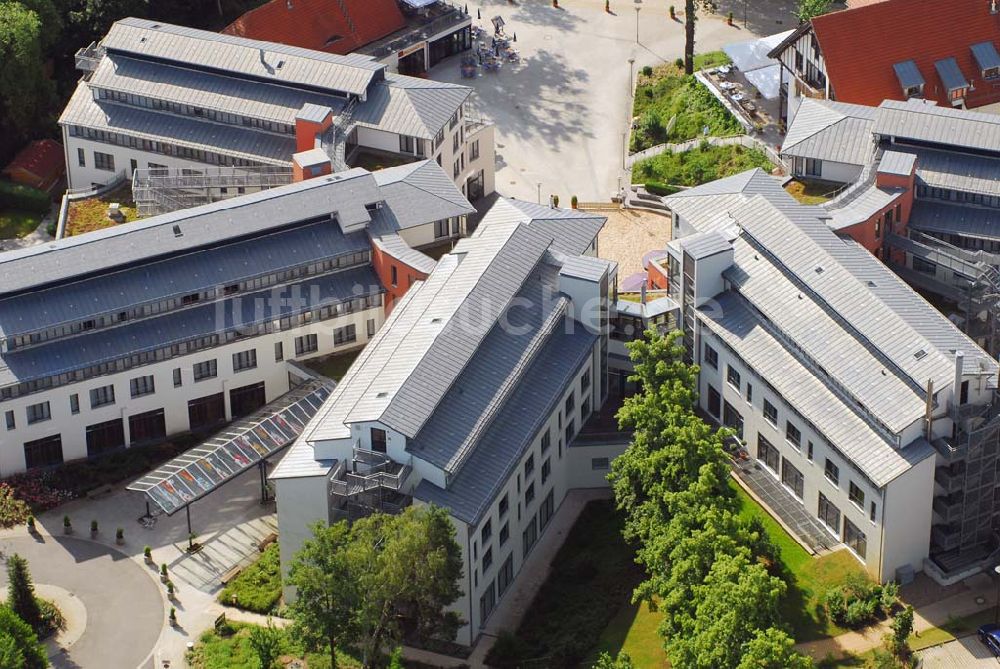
[827,184,903,230]
[559,255,613,282]
[934,57,968,92]
[893,60,925,90]
[972,42,1000,72]
[104,18,383,97]
[909,201,1000,242]
[373,160,475,228]
[781,98,876,166]
[352,75,471,139]
[367,208,437,274]
[873,99,1000,153]
[912,147,1000,197]
[678,230,734,259]
[878,150,916,177]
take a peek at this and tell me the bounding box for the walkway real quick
[0,212,54,251]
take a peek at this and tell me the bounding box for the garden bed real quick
[217,544,282,614]
[65,186,140,237]
[302,349,363,382]
[785,179,836,205]
[631,51,737,152]
[632,142,774,187]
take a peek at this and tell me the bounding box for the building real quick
[270,198,629,646]
[224,0,473,77]
[645,168,1000,584]
[2,139,65,193]
[782,96,1000,356]
[0,160,474,477]
[62,18,493,207]
[769,0,1000,126]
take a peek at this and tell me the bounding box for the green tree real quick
[17,0,60,52]
[593,651,635,668]
[386,647,404,669]
[684,1,718,75]
[6,554,41,633]
[796,0,831,22]
[287,521,359,669]
[0,2,56,141]
[70,0,147,40]
[669,553,787,669]
[889,606,914,655]
[0,632,25,669]
[736,627,814,669]
[0,605,47,669]
[247,618,282,669]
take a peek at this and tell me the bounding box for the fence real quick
[626,134,786,172]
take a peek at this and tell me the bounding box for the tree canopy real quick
[796,0,832,22]
[0,605,47,669]
[0,2,56,144]
[6,554,41,633]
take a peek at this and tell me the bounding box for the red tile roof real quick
[812,0,1000,108]
[222,0,406,56]
[2,139,64,190]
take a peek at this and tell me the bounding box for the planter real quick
[145,555,154,565]
[160,573,169,583]
[90,530,98,539]
[63,525,72,535]
[116,536,125,546]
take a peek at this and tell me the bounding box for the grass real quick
[486,500,646,668]
[350,150,416,172]
[302,349,363,382]
[732,481,868,641]
[631,51,738,152]
[589,599,668,668]
[908,608,994,651]
[188,621,356,669]
[0,209,42,239]
[217,544,282,614]
[632,143,774,187]
[65,185,139,237]
[784,179,836,205]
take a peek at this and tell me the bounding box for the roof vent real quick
[172,224,183,237]
[150,23,162,29]
[431,317,442,324]
[914,349,927,360]
[376,391,388,398]
[276,60,285,70]
[815,266,824,274]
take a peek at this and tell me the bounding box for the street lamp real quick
[536,182,542,205]
[744,0,748,28]
[994,564,1000,624]
[628,57,636,93]
[634,0,642,43]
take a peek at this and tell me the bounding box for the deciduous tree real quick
[248,618,283,669]
[684,1,718,74]
[593,651,635,669]
[796,0,831,22]
[736,627,814,669]
[6,554,41,633]
[0,2,56,141]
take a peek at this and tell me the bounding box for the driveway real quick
[0,534,162,669]
[432,0,788,202]
[920,635,1000,668]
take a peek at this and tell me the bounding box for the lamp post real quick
[628,57,636,93]
[537,182,542,205]
[634,0,642,43]
[994,564,1000,624]
[744,0,748,28]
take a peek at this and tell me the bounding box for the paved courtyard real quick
[432,0,785,202]
[920,635,1000,668]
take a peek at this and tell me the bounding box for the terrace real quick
[356,1,470,60]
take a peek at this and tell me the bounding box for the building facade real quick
[0,161,474,476]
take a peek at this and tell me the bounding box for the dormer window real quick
[972,41,1000,80]
[893,60,925,99]
[934,57,969,105]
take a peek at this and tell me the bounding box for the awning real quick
[722,29,794,73]
[744,64,782,100]
[935,57,968,92]
[127,379,333,515]
[401,0,438,7]
[893,60,925,90]
[972,42,1000,72]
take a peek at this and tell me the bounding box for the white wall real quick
[275,472,332,602]
[880,454,935,582]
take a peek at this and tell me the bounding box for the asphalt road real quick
[0,535,163,669]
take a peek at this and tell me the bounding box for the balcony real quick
[932,493,964,524]
[934,464,965,493]
[75,42,104,74]
[356,2,469,59]
[931,523,962,553]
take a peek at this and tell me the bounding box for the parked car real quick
[978,623,1000,657]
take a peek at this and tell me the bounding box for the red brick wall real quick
[295,115,332,153]
[647,261,669,291]
[370,241,429,316]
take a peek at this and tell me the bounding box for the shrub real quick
[217,544,282,614]
[844,597,877,627]
[824,574,889,629]
[642,65,653,77]
[90,520,98,533]
[45,221,56,237]
[880,580,900,615]
[674,57,684,69]
[0,484,30,528]
[643,181,680,197]
[0,181,50,214]
[7,554,41,631]
[484,630,530,668]
[144,546,152,559]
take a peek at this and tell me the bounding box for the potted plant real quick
[169,607,177,626]
[552,0,558,6]
[115,527,124,545]
[160,563,169,583]
[144,546,153,564]
[26,516,35,533]
[670,5,675,19]
[90,520,98,538]
[552,194,560,207]
[728,11,734,25]
[166,580,175,600]
[63,516,72,535]
[571,195,579,209]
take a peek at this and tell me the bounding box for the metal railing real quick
[358,2,469,59]
[75,42,104,73]
[132,166,294,216]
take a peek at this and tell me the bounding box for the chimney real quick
[259,48,267,67]
[954,350,965,404]
[924,379,934,440]
[640,282,647,304]
[992,0,998,15]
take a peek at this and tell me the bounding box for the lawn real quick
[302,349,362,382]
[350,150,416,172]
[485,500,646,668]
[909,608,994,651]
[588,599,667,668]
[784,179,836,205]
[217,543,282,614]
[65,185,140,237]
[632,143,774,187]
[732,481,868,641]
[188,621,356,669]
[631,51,738,152]
[0,209,42,239]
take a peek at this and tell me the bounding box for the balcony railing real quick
[75,42,104,74]
[931,523,962,552]
[934,465,965,493]
[932,494,964,524]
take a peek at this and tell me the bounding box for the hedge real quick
[0,180,50,214]
[643,181,680,197]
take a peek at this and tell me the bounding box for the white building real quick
[652,169,1000,584]
[0,161,475,476]
[62,18,494,206]
[270,199,625,646]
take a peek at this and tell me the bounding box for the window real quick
[746,383,753,403]
[452,132,460,152]
[870,501,877,523]
[726,365,741,389]
[371,428,387,453]
[781,458,804,499]
[524,454,534,478]
[564,393,574,415]
[723,401,744,440]
[540,489,555,530]
[581,369,591,392]
[565,418,575,444]
[522,514,538,557]
[481,519,492,544]
[581,396,591,422]
[470,139,480,161]
[541,457,551,485]
[785,421,801,449]
[818,492,840,532]
[434,219,449,238]
[482,546,493,571]
[4,410,14,430]
[497,553,514,596]
[498,493,509,518]
[848,481,865,508]
[453,159,460,178]
[807,441,814,461]
[294,334,318,356]
[193,360,217,381]
[704,344,719,369]
[525,481,535,505]
[77,147,85,167]
[94,151,115,171]
[804,158,822,177]
[69,394,79,415]
[399,135,414,153]
[274,341,284,362]
[130,409,166,445]
[707,385,721,417]
[843,518,867,560]
[89,384,116,408]
[824,458,840,486]
[763,399,778,425]
[232,349,257,372]
[334,324,356,345]
[367,319,376,337]
[23,435,63,469]
[541,428,551,453]
[479,580,496,622]
[26,401,50,425]
[86,418,125,456]
[173,368,183,387]
[129,375,155,398]
[391,265,398,286]
[499,521,509,547]
[591,457,610,470]
[757,435,780,474]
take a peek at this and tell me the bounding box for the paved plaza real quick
[432,0,782,202]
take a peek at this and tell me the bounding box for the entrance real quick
[188,392,226,431]
[466,169,485,202]
[398,48,426,76]
[86,418,125,457]
[428,26,472,68]
[230,381,266,419]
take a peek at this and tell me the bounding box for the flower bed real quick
[0,483,31,527]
